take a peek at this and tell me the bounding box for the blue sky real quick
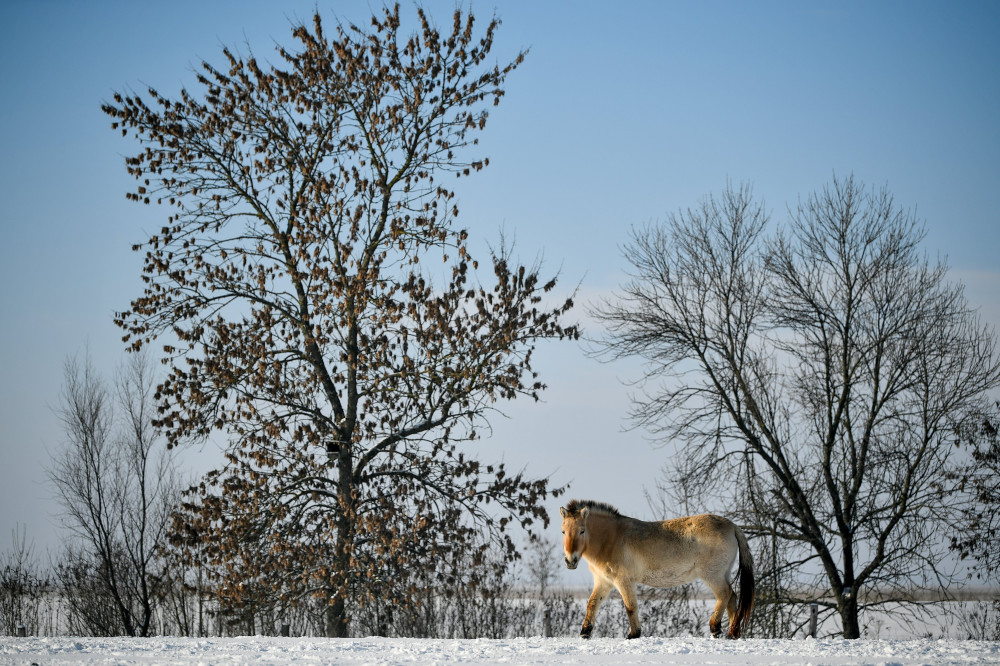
[1,1,998,556]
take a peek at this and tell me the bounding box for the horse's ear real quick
[558,507,568,518]
[580,507,590,521]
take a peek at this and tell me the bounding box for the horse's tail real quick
[729,525,755,639]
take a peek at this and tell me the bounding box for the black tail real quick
[730,526,755,638]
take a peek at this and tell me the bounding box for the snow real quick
[3,636,999,665]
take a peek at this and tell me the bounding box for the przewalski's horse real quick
[559,500,754,639]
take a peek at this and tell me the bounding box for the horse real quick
[559,499,754,639]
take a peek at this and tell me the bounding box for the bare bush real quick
[955,601,1000,641]
[53,546,131,636]
[0,526,48,636]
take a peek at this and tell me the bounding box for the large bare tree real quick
[594,176,1000,638]
[103,6,576,636]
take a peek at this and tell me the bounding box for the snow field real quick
[3,635,1000,666]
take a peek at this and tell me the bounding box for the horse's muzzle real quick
[565,556,579,570]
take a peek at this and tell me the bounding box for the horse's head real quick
[558,505,590,569]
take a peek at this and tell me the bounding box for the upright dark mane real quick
[564,499,621,518]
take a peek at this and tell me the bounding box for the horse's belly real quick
[640,567,695,588]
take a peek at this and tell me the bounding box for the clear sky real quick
[1,0,998,557]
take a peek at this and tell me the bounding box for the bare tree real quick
[523,535,561,601]
[49,351,179,636]
[103,5,576,636]
[593,176,1000,638]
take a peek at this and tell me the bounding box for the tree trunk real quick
[325,589,348,638]
[326,451,355,638]
[838,593,860,639]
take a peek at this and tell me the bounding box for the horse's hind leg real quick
[706,579,736,638]
[724,587,739,638]
[581,576,612,639]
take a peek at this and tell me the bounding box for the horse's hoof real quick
[580,625,593,640]
[626,629,641,640]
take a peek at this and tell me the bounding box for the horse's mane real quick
[564,499,622,518]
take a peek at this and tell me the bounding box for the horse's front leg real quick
[615,580,641,639]
[581,576,612,639]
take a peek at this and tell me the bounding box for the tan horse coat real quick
[559,500,754,639]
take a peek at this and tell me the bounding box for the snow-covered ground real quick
[3,635,999,665]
